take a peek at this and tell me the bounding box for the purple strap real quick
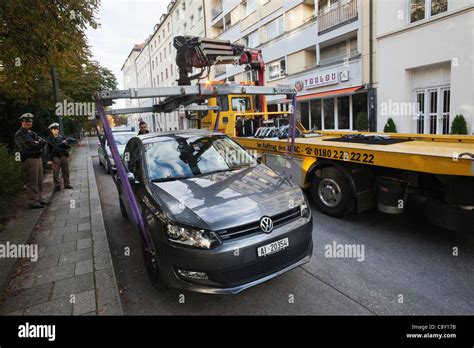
[94,98,152,251]
[289,94,297,180]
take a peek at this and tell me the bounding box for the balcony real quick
[318,0,358,34]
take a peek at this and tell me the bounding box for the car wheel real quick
[119,197,128,220]
[142,241,167,291]
[311,166,355,217]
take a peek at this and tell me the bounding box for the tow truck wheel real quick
[311,166,355,217]
[142,241,167,291]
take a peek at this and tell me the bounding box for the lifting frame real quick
[94,84,297,253]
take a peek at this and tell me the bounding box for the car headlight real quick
[166,223,220,249]
[300,197,311,218]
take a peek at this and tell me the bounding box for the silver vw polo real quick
[118,130,313,294]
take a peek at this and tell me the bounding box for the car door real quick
[120,140,139,220]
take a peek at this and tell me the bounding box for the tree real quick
[383,118,397,133]
[450,114,468,135]
[355,112,369,131]
[0,0,118,147]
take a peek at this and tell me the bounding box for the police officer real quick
[47,123,73,192]
[14,113,48,209]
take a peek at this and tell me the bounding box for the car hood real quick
[150,164,304,231]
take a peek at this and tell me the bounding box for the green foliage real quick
[355,112,369,131]
[383,118,397,133]
[450,114,468,135]
[0,144,24,217]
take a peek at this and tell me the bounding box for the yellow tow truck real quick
[169,35,473,233]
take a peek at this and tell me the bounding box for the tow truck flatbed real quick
[236,131,474,179]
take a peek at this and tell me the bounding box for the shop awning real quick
[297,86,364,101]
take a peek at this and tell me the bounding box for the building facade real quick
[205,0,377,131]
[376,0,473,134]
[123,0,210,132]
[121,43,143,111]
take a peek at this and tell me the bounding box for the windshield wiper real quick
[151,176,191,183]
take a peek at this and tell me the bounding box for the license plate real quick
[257,238,289,257]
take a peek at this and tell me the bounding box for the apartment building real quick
[376,0,473,134]
[148,4,180,132]
[205,0,377,131]
[123,0,210,131]
[121,43,143,111]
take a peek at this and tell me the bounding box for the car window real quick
[124,141,137,171]
[129,147,143,179]
[231,97,251,112]
[145,135,256,182]
[217,96,229,111]
[113,133,135,146]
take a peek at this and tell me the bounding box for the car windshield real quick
[146,135,257,182]
[109,133,134,146]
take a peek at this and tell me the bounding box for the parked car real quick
[117,129,313,294]
[98,131,136,174]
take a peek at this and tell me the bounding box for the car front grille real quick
[217,207,301,241]
[215,239,311,287]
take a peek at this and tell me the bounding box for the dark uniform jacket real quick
[47,135,70,160]
[14,128,46,162]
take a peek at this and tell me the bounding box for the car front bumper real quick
[155,216,313,294]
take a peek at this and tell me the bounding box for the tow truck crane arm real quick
[173,36,265,85]
[173,35,266,111]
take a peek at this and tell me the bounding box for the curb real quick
[85,139,124,315]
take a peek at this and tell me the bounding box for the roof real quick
[120,43,145,72]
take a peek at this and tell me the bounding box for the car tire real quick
[311,166,355,217]
[142,241,167,292]
[119,197,128,220]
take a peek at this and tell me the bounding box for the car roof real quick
[111,131,136,135]
[139,129,222,144]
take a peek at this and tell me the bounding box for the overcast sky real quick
[85,0,168,90]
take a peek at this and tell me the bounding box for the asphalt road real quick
[90,141,474,315]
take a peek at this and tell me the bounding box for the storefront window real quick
[352,93,368,130]
[300,102,310,130]
[337,96,350,129]
[323,98,335,129]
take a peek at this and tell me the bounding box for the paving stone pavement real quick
[0,139,123,315]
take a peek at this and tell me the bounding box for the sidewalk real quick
[0,139,123,315]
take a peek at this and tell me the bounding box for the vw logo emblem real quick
[260,216,273,233]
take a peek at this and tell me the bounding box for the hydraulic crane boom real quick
[173,36,266,111]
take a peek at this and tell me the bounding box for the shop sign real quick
[304,69,338,89]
